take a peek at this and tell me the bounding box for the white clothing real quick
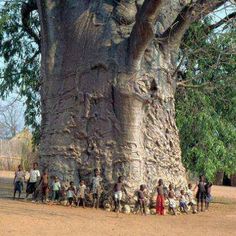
[114,191,122,201]
[15,170,25,182]
[29,169,40,183]
[168,198,176,208]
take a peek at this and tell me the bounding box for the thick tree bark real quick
[35,0,200,196]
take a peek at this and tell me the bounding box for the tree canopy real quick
[176,15,236,181]
[0,0,40,143]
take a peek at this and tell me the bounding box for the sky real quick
[0,0,235,134]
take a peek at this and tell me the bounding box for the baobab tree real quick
[21,0,235,194]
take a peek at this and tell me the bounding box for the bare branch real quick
[158,0,227,48]
[207,11,236,31]
[177,81,210,88]
[21,0,40,48]
[128,0,163,70]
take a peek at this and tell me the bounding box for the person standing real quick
[25,162,40,201]
[156,179,165,215]
[195,175,206,212]
[13,165,25,199]
[77,180,87,208]
[91,168,103,209]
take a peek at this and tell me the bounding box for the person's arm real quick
[193,182,198,191]
[23,171,26,182]
[13,172,17,184]
[37,170,41,182]
[38,176,43,186]
[90,177,93,192]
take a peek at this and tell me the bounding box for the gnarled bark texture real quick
[34,0,226,195]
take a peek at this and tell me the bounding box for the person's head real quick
[33,162,38,170]
[188,183,192,190]
[43,169,48,175]
[18,165,22,171]
[158,179,163,186]
[118,176,124,183]
[169,183,174,191]
[80,180,85,185]
[140,184,146,191]
[180,189,185,195]
[94,168,99,176]
[70,181,74,187]
[199,175,205,182]
[55,176,59,182]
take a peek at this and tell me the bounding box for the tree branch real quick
[158,0,227,47]
[207,11,236,31]
[128,0,163,70]
[21,0,40,48]
[177,81,210,88]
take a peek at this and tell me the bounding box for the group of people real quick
[13,162,213,215]
[155,176,212,216]
[13,163,103,208]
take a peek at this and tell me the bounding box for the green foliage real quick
[0,0,40,145]
[176,17,236,181]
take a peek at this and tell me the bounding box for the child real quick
[13,165,25,199]
[156,179,165,215]
[52,176,61,202]
[77,180,86,208]
[168,191,177,215]
[137,184,147,215]
[195,175,206,212]
[25,162,40,201]
[91,168,103,209]
[186,183,197,214]
[67,181,76,207]
[59,185,67,205]
[167,183,176,215]
[40,170,49,202]
[168,183,175,196]
[205,182,213,211]
[113,176,129,213]
[179,189,188,213]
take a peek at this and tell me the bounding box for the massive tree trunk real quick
[33,0,225,195]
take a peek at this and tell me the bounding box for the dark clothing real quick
[68,197,73,205]
[52,190,60,201]
[77,198,85,207]
[196,181,206,201]
[26,182,37,194]
[196,191,205,200]
[14,181,23,193]
[93,193,100,199]
[198,182,206,192]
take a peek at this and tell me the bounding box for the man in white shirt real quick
[25,162,41,200]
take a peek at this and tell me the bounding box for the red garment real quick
[156,195,165,215]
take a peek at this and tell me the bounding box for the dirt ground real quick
[0,171,236,236]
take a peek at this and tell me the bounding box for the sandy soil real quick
[0,171,236,236]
